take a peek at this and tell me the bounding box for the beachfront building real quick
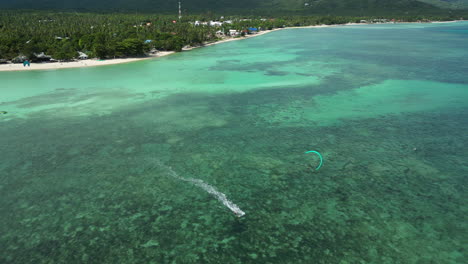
[360,19,390,24]
[229,29,240,36]
[78,52,88,60]
[34,52,52,62]
[372,19,389,23]
[248,27,259,34]
[215,30,225,37]
[12,55,28,63]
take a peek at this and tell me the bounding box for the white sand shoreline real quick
[0,29,281,72]
[0,51,175,72]
[0,20,464,72]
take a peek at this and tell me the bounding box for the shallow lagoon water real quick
[1,22,467,263]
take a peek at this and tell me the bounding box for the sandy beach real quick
[0,26,298,72]
[0,51,175,72]
[0,21,461,72]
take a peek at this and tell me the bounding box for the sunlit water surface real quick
[1,22,467,263]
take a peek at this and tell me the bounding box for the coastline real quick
[0,29,280,72]
[0,24,340,72]
[0,51,175,72]
[0,21,464,72]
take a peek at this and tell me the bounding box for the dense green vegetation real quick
[0,11,466,61]
[0,13,214,61]
[0,0,467,15]
[0,0,466,61]
[418,0,468,9]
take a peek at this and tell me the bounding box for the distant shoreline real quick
[0,28,281,72]
[0,20,464,72]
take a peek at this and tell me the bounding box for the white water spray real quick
[158,162,245,217]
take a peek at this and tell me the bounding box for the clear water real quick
[1,22,467,263]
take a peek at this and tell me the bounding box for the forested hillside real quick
[0,0,464,15]
[417,0,468,9]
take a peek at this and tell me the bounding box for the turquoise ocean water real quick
[1,22,467,263]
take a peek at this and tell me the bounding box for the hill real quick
[0,0,464,15]
[417,0,468,9]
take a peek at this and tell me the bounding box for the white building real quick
[193,20,233,26]
[78,52,88,60]
[229,29,240,36]
[193,21,209,26]
[210,21,223,27]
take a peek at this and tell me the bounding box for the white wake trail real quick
[158,162,245,217]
